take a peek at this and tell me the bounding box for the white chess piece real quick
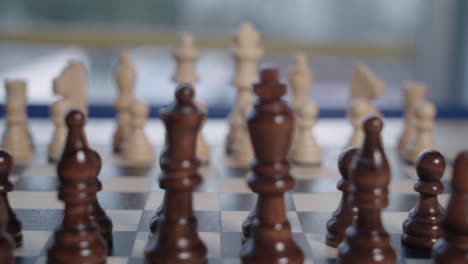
[113,51,136,153]
[195,101,211,164]
[230,104,254,167]
[290,53,313,112]
[53,60,88,115]
[48,99,71,162]
[346,98,372,148]
[226,23,263,154]
[349,65,384,117]
[121,100,155,167]
[1,80,33,162]
[398,82,426,156]
[405,100,437,164]
[290,102,321,165]
[173,34,200,84]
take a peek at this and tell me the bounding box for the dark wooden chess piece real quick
[326,147,359,248]
[0,174,14,264]
[240,68,304,264]
[0,148,22,248]
[337,116,397,264]
[432,151,468,263]
[47,148,108,264]
[402,150,445,249]
[61,110,113,248]
[145,84,207,264]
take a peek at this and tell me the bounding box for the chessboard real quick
[6,118,467,264]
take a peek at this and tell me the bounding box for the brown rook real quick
[240,68,304,264]
[145,84,207,264]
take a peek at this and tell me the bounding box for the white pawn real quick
[290,53,313,112]
[48,99,71,162]
[405,100,437,164]
[195,101,210,164]
[290,102,321,165]
[230,104,253,167]
[173,34,200,84]
[398,82,426,156]
[121,100,155,167]
[2,80,33,163]
[346,98,372,148]
[113,51,136,153]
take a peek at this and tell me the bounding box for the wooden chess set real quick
[0,23,466,264]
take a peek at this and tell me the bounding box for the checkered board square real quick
[9,143,452,264]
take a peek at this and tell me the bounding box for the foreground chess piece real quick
[397,82,426,157]
[47,148,107,264]
[171,35,210,165]
[2,80,33,163]
[53,60,88,115]
[241,68,304,264]
[145,84,207,263]
[0,149,22,248]
[346,98,372,148]
[225,23,263,154]
[48,100,71,162]
[112,51,136,153]
[337,116,397,263]
[402,150,445,249]
[432,151,468,263]
[121,100,155,167]
[62,110,113,249]
[326,147,359,248]
[0,195,14,264]
[405,100,437,164]
[290,102,321,165]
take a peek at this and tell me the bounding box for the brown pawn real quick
[0,181,14,263]
[47,148,107,263]
[145,84,207,264]
[61,110,113,248]
[402,150,445,249]
[432,151,468,263]
[337,116,397,264]
[325,147,359,248]
[240,68,304,264]
[0,149,22,248]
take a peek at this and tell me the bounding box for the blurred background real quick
[0,0,467,117]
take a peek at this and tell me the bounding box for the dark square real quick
[138,210,221,232]
[99,165,155,178]
[220,232,242,258]
[297,212,332,234]
[14,177,58,191]
[108,231,138,257]
[98,192,149,210]
[387,194,418,212]
[293,179,338,193]
[220,193,295,211]
[293,233,313,258]
[219,167,249,178]
[15,257,37,264]
[16,209,63,231]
